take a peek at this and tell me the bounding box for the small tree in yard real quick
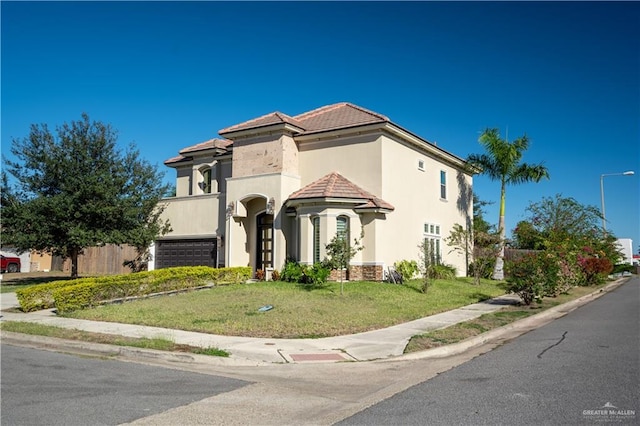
[1,114,171,277]
[418,239,435,294]
[325,230,363,295]
[446,223,501,285]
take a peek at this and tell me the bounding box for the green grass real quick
[63,278,506,338]
[0,321,229,357]
[404,283,608,353]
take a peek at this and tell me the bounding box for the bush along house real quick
[151,102,473,280]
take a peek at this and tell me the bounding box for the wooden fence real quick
[504,248,540,261]
[55,245,139,275]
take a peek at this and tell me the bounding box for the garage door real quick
[155,239,217,269]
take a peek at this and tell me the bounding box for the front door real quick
[256,213,274,271]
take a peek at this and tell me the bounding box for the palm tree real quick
[467,128,550,279]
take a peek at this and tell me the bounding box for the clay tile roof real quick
[219,111,305,135]
[164,155,189,165]
[294,102,389,134]
[288,172,394,211]
[179,138,233,155]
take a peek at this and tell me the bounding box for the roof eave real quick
[383,123,470,170]
[285,197,372,207]
[354,207,394,214]
[294,122,387,142]
[219,122,305,139]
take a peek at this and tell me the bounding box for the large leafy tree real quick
[467,128,549,280]
[517,194,621,263]
[2,114,171,277]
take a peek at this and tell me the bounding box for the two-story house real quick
[151,102,473,280]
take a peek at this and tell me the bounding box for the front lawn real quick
[64,278,506,338]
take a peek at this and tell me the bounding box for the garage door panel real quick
[155,239,217,269]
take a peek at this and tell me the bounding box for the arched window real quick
[312,216,320,264]
[201,168,212,194]
[337,215,349,243]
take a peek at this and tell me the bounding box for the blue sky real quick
[2,1,639,250]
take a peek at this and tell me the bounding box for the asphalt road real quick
[338,277,640,425]
[1,344,250,426]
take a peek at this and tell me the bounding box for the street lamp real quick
[600,171,635,232]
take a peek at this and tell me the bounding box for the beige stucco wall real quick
[298,133,383,194]
[377,134,472,275]
[175,166,192,197]
[159,194,223,238]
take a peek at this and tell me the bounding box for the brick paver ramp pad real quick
[289,353,347,362]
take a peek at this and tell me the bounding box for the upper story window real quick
[418,159,425,171]
[201,168,212,194]
[440,170,447,200]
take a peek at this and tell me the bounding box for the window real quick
[201,168,212,194]
[423,222,442,265]
[440,170,447,200]
[337,216,349,241]
[418,159,425,171]
[312,216,320,264]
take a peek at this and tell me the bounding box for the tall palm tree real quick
[467,128,550,279]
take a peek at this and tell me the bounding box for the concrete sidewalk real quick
[0,291,521,364]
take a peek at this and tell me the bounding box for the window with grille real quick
[337,216,349,241]
[440,170,447,200]
[423,222,442,265]
[312,216,320,264]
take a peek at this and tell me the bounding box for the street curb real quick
[390,277,631,362]
[0,331,267,367]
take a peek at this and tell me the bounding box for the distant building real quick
[616,238,633,265]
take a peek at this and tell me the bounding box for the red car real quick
[1,255,21,273]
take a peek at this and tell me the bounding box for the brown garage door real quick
[155,239,217,269]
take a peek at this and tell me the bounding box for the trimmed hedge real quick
[16,278,102,313]
[16,266,252,313]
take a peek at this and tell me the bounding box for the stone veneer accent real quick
[329,265,383,282]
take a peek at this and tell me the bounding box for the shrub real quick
[271,269,281,281]
[505,252,559,305]
[280,260,329,286]
[394,260,418,281]
[17,277,101,312]
[612,263,634,274]
[549,251,582,295]
[17,266,251,313]
[469,258,495,280]
[281,260,305,283]
[578,256,613,286]
[304,263,330,286]
[255,269,265,281]
[428,264,457,280]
